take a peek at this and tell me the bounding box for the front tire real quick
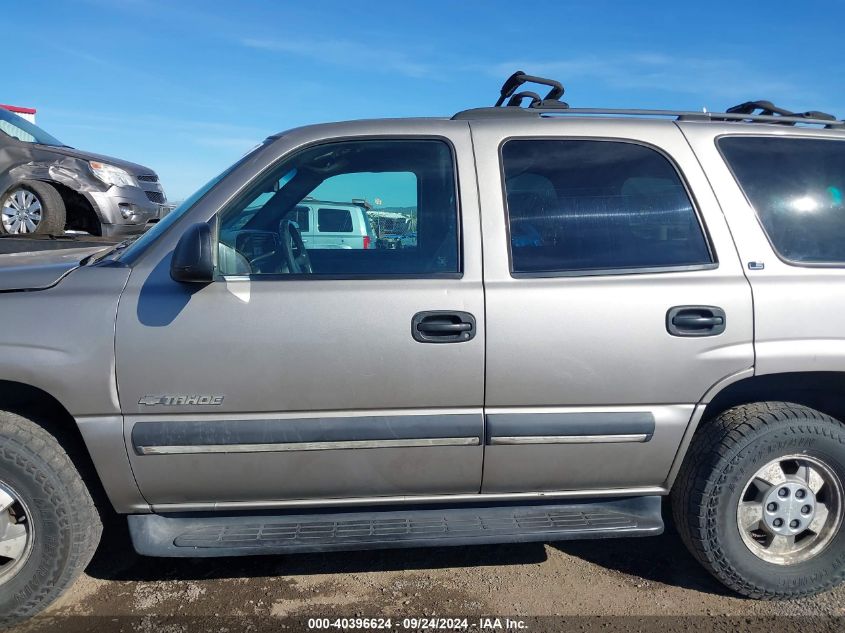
[672,402,845,599]
[0,411,101,625]
[0,181,66,235]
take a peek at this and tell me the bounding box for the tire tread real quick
[672,401,845,599]
[0,410,101,624]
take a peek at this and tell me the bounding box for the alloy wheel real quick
[0,482,33,586]
[737,454,843,565]
[1,189,43,234]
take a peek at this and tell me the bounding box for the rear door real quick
[115,123,485,506]
[472,117,754,494]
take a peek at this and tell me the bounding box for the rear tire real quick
[672,402,845,599]
[0,411,101,625]
[0,181,66,235]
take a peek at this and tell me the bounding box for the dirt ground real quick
[10,512,845,633]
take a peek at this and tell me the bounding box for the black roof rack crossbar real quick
[495,71,568,108]
[506,90,542,108]
[728,100,794,117]
[722,100,838,124]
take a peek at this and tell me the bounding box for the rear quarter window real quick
[718,136,845,265]
[318,208,353,233]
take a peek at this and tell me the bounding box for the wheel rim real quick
[0,481,34,586]
[1,189,43,234]
[737,454,843,565]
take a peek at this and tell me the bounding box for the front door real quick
[472,118,754,494]
[115,129,485,506]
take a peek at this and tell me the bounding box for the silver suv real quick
[0,107,169,237]
[3,72,845,623]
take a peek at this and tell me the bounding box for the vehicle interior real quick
[217,139,459,276]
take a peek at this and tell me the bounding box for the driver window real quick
[217,139,459,276]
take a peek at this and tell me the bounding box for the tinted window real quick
[502,140,712,274]
[719,137,845,264]
[292,206,310,232]
[318,208,353,232]
[218,139,458,276]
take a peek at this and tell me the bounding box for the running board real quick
[128,496,663,557]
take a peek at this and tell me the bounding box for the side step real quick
[128,496,663,558]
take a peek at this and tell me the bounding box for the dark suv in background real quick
[0,107,168,237]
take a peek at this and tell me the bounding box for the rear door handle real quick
[412,311,476,343]
[667,306,726,337]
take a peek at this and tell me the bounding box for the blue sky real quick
[6,0,845,200]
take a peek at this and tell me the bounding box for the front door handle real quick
[667,306,726,337]
[412,311,476,343]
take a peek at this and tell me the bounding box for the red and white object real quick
[0,104,36,123]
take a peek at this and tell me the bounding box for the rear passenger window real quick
[318,208,353,232]
[501,140,712,275]
[718,137,845,264]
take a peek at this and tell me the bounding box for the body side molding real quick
[486,411,656,444]
[131,413,482,455]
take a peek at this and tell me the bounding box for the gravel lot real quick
[9,508,844,633]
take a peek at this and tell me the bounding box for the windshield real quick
[0,109,65,146]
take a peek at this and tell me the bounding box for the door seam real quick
[466,121,488,494]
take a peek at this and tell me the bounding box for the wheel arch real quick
[0,381,104,499]
[0,380,146,514]
[702,371,845,426]
[666,371,845,489]
[47,181,102,235]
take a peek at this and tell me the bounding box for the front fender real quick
[6,157,106,194]
[0,264,129,416]
[0,264,150,512]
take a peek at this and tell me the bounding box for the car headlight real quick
[88,161,138,188]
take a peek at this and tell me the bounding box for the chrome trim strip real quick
[137,436,480,455]
[489,433,649,445]
[150,486,669,512]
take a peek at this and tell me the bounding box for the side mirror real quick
[170,222,215,283]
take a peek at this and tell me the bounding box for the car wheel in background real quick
[0,181,66,235]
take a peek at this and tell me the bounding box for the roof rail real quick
[452,71,844,129]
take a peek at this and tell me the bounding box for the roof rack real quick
[494,70,569,109]
[452,71,844,129]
